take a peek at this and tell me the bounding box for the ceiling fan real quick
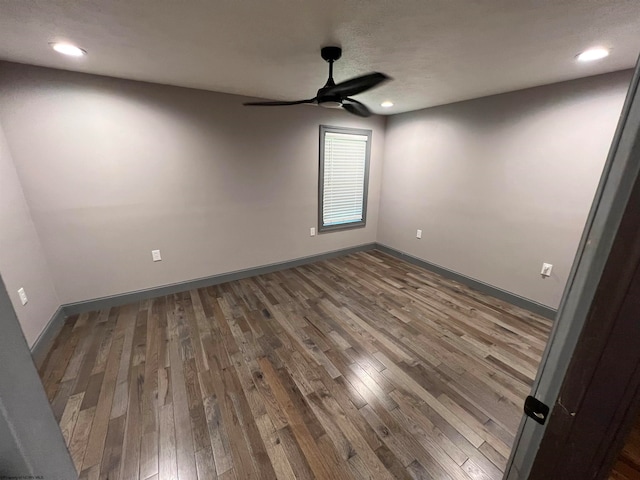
[243,46,391,117]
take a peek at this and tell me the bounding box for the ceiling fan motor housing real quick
[316,85,343,106]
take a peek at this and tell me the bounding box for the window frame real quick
[318,125,372,233]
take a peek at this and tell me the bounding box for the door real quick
[505,56,640,478]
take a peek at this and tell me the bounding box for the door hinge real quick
[524,395,550,425]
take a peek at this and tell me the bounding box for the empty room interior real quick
[1,1,640,479]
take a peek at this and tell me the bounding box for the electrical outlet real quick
[416,229,422,239]
[152,249,162,262]
[18,287,28,306]
[541,263,553,277]
[310,227,316,237]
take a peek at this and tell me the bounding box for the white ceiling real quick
[0,0,639,114]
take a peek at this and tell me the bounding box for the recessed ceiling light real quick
[576,47,609,62]
[50,42,87,57]
[381,101,394,108]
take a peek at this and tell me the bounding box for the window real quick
[319,125,371,232]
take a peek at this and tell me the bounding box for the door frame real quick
[530,178,640,478]
[0,275,77,478]
[506,56,640,478]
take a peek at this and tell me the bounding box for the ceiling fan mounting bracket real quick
[321,46,342,63]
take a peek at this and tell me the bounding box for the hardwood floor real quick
[610,413,640,480]
[39,250,552,479]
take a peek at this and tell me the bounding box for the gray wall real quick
[0,118,59,346]
[0,61,632,345]
[0,62,385,305]
[379,71,632,308]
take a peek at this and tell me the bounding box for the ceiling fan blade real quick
[342,98,372,117]
[243,98,316,106]
[323,72,390,98]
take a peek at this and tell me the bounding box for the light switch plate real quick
[416,229,422,239]
[152,250,162,262]
[541,263,553,277]
[18,287,28,306]
[310,227,316,237]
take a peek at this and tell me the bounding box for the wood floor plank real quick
[167,295,198,480]
[110,304,139,420]
[140,432,159,480]
[221,363,277,480]
[82,310,127,470]
[391,388,468,466]
[39,316,76,378]
[389,404,471,480]
[40,250,552,480]
[81,371,105,411]
[50,379,74,422]
[203,394,233,476]
[159,403,178,480]
[307,386,396,480]
[62,313,97,384]
[91,308,119,376]
[195,445,217,480]
[120,364,144,480]
[479,441,508,471]
[69,406,96,472]
[259,356,348,480]
[139,299,160,480]
[43,315,83,401]
[254,413,297,479]
[59,392,84,445]
[99,414,126,480]
[78,464,100,480]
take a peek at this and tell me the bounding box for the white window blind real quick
[322,131,369,228]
